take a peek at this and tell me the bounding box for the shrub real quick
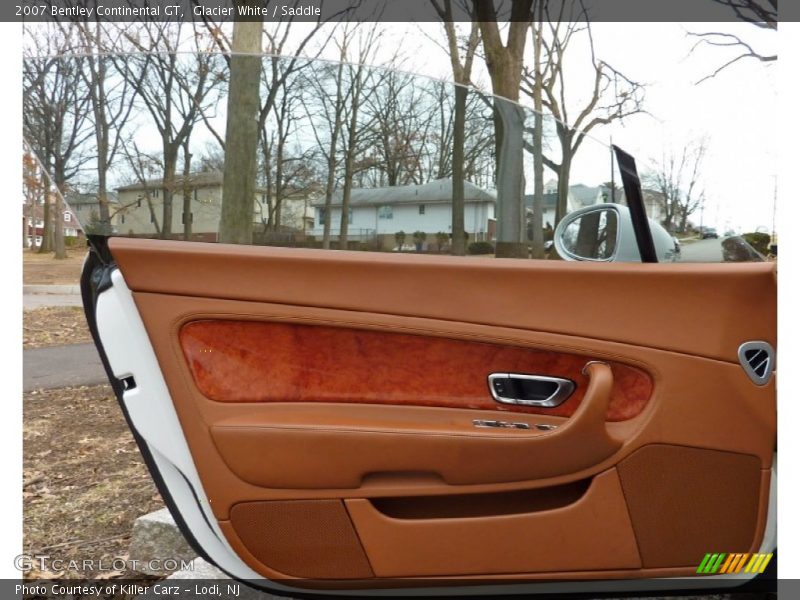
[468,241,494,255]
[394,230,406,249]
[722,237,762,262]
[435,231,449,253]
[741,232,771,256]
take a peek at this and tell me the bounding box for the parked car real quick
[702,227,719,239]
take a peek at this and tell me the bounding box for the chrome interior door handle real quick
[487,373,576,407]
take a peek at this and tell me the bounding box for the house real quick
[22,192,81,248]
[66,191,121,233]
[641,189,668,225]
[115,172,315,241]
[310,178,496,250]
[524,183,622,230]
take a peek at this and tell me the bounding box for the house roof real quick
[116,171,228,192]
[115,171,273,195]
[525,184,621,211]
[524,192,558,210]
[315,178,496,208]
[66,191,119,206]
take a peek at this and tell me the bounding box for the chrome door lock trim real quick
[487,373,576,408]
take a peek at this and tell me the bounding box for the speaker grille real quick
[617,445,762,568]
[229,499,374,579]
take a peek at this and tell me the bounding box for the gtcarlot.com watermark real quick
[15,553,194,574]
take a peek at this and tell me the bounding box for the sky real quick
[211,20,778,232]
[374,22,778,233]
[25,20,778,233]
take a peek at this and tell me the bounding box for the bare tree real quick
[643,137,708,234]
[336,28,384,249]
[120,141,164,236]
[219,9,263,244]
[22,151,46,250]
[301,43,350,249]
[119,24,224,239]
[257,69,318,231]
[474,0,533,258]
[527,2,546,258]
[23,28,92,259]
[522,9,645,226]
[218,6,335,244]
[72,21,137,233]
[431,1,480,255]
[688,0,777,84]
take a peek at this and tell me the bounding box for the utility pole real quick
[609,137,615,203]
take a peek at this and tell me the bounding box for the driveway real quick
[678,238,725,262]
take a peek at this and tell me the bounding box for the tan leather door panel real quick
[344,469,641,577]
[108,238,776,583]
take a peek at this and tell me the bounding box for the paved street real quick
[23,342,106,392]
[678,238,725,262]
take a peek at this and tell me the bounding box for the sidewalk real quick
[23,284,83,310]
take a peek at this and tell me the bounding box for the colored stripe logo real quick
[697,552,773,574]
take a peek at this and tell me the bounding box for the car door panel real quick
[93,237,775,590]
[108,237,776,362]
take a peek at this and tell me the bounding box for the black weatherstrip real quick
[613,146,659,263]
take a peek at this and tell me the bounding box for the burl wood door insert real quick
[180,320,652,421]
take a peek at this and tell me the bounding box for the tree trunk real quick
[493,99,526,258]
[339,68,362,250]
[339,142,356,250]
[321,61,345,250]
[53,187,66,260]
[530,18,545,259]
[38,194,53,254]
[161,147,178,239]
[95,84,112,233]
[481,40,527,258]
[451,84,467,256]
[52,163,67,259]
[555,135,573,226]
[219,13,262,245]
[28,199,38,252]
[182,140,192,240]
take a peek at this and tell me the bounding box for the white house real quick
[311,178,497,250]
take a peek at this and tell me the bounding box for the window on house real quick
[121,214,125,224]
[348,208,353,224]
[378,205,393,220]
[137,198,142,208]
[64,212,71,222]
[150,212,155,224]
[419,204,425,215]
[318,208,327,226]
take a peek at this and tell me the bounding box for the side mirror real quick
[554,204,678,262]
